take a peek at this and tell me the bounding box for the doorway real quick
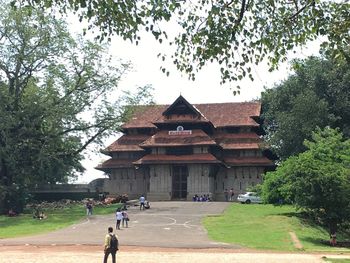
[172,165,188,199]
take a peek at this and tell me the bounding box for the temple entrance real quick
[172,165,188,200]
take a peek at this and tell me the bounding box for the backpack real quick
[109,234,119,251]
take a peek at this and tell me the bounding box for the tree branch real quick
[236,0,246,26]
[289,0,315,21]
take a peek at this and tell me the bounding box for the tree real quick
[17,0,350,88]
[261,56,350,160]
[0,3,154,213]
[262,127,350,241]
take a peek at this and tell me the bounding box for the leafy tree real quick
[262,127,350,241]
[262,56,350,160]
[0,3,153,213]
[17,0,350,87]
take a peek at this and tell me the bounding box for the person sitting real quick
[38,212,47,220]
[8,209,17,217]
[144,200,150,209]
[33,209,47,220]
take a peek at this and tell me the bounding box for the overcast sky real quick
[69,17,320,184]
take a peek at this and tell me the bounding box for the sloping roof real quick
[162,95,200,116]
[213,132,261,140]
[134,153,221,165]
[122,105,167,129]
[122,102,261,129]
[195,103,260,127]
[140,129,216,147]
[95,158,135,170]
[214,132,262,149]
[223,156,274,166]
[220,142,261,150]
[103,134,149,153]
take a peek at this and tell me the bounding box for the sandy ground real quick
[0,245,349,263]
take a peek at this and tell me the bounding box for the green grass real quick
[0,203,122,239]
[203,203,350,252]
[323,258,350,263]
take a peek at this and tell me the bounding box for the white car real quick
[237,192,262,204]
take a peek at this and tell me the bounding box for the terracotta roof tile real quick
[140,129,216,147]
[96,158,135,170]
[195,103,261,127]
[122,105,167,129]
[104,134,149,152]
[220,142,261,150]
[214,132,261,139]
[134,153,221,164]
[223,156,274,166]
[122,102,261,129]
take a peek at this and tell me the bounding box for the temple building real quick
[96,95,274,201]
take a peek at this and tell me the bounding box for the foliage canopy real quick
[262,127,350,236]
[17,0,350,89]
[0,3,153,213]
[262,56,350,160]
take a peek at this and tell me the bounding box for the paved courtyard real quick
[0,202,349,262]
[0,201,233,248]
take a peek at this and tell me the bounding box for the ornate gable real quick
[162,95,200,117]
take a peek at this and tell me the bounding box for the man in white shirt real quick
[115,209,123,230]
[139,195,145,210]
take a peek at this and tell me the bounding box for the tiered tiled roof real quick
[122,105,167,129]
[140,129,216,147]
[103,134,149,153]
[122,102,260,129]
[97,97,274,172]
[214,132,262,150]
[134,153,221,165]
[195,103,261,127]
[96,158,136,170]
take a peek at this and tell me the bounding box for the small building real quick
[96,95,274,201]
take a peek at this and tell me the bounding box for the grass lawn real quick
[203,203,350,252]
[0,203,122,239]
[322,258,350,263]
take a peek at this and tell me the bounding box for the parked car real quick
[237,192,262,204]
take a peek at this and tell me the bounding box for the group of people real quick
[192,194,211,202]
[104,194,151,263]
[224,188,235,201]
[115,208,129,229]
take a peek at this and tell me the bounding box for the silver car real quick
[237,192,262,204]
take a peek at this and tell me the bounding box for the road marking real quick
[163,228,171,230]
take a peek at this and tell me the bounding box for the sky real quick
[71,17,320,184]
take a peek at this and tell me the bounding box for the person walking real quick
[115,209,123,230]
[122,210,129,228]
[229,188,234,201]
[224,189,229,202]
[103,226,119,263]
[139,194,145,210]
[86,201,93,216]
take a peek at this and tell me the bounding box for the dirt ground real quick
[0,245,349,263]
